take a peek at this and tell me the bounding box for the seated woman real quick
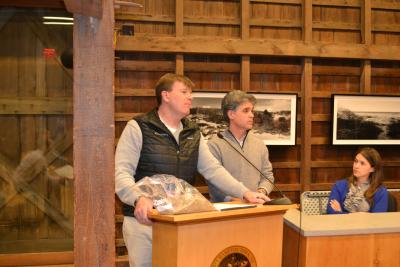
[327,147,388,214]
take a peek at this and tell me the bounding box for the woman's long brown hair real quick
[348,147,383,207]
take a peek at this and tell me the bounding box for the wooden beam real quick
[0,251,73,266]
[303,0,312,42]
[73,0,115,265]
[371,1,400,11]
[185,17,240,26]
[312,114,330,121]
[251,18,301,28]
[176,54,184,75]
[0,97,72,114]
[241,0,250,39]
[115,60,175,71]
[313,21,360,31]
[116,36,400,60]
[312,0,360,7]
[175,0,183,37]
[115,112,143,121]
[251,0,301,4]
[301,58,312,192]
[115,14,174,23]
[115,88,155,97]
[361,60,371,93]
[64,0,102,18]
[241,56,250,91]
[361,0,371,45]
[373,24,400,33]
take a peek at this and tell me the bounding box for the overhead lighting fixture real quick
[43,16,74,21]
[43,22,74,25]
[43,16,74,25]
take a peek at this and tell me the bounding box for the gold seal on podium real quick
[210,245,257,267]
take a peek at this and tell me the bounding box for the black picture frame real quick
[188,92,297,146]
[332,94,400,145]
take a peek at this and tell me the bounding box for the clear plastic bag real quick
[132,174,216,214]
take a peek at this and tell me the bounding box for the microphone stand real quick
[217,133,292,205]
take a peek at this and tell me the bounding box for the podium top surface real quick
[284,209,400,237]
[149,203,297,224]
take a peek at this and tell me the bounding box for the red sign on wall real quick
[43,48,56,59]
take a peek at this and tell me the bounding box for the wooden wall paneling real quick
[183,0,240,38]
[312,4,361,44]
[184,55,241,91]
[372,7,400,45]
[35,35,51,241]
[301,58,312,191]
[249,57,302,92]
[249,1,302,40]
[18,19,42,242]
[371,60,400,93]
[72,0,115,265]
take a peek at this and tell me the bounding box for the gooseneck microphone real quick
[216,133,292,205]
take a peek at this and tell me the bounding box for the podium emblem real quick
[210,245,257,267]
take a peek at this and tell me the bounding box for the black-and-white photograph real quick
[188,92,297,145]
[332,94,400,145]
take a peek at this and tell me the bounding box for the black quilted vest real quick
[123,109,200,216]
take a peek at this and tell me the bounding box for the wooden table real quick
[283,209,400,267]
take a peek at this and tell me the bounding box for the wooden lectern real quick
[150,204,296,267]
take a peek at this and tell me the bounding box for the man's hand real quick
[243,191,268,204]
[134,196,153,225]
[329,199,342,212]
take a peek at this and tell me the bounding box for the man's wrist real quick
[257,188,267,195]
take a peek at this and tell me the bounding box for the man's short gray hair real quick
[221,90,256,121]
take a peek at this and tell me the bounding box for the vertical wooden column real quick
[361,0,372,94]
[361,60,371,94]
[361,0,371,46]
[175,0,184,75]
[241,0,250,91]
[302,0,312,43]
[301,58,312,192]
[301,0,313,192]
[72,0,115,266]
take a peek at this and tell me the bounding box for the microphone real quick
[217,132,292,205]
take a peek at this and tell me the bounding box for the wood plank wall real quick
[0,9,74,259]
[114,0,400,259]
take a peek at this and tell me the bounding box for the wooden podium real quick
[150,204,296,267]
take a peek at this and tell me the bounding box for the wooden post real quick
[361,60,371,94]
[72,0,115,266]
[361,0,372,94]
[303,0,312,43]
[301,58,312,192]
[175,0,184,75]
[241,0,250,91]
[361,0,371,45]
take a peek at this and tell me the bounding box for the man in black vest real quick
[115,73,267,267]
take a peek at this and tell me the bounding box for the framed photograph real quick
[188,92,297,145]
[332,94,400,145]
